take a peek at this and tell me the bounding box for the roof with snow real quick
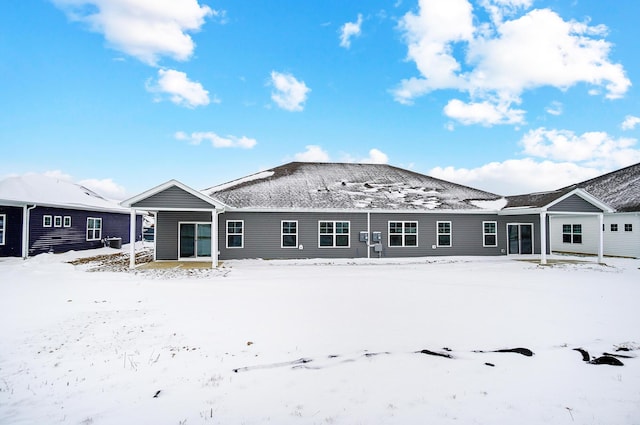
[505,162,640,212]
[202,162,503,211]
[0,174,129,213]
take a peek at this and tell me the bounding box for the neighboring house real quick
[0,174,143,257]
[122,162,619,267]
[547,163,640,258]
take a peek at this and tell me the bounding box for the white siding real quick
[550,213,640,258]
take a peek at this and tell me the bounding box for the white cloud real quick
[429,158,601,195]
[621,115,640,131]
[394,1,630,126]
[521,128,640,168]
[147,69,210,108]
[444,98,525,126]
[429,126,640,195]
[270,71,311,112]
[175,131,257,149]
[79,178,127,200]
[294,145,330,162]
[43,170,74,181]
[339,14,363,48]
[361,148,389,164]
[545,101,563,116]
[53,0,216,66]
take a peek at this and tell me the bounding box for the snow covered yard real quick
[1,249,639,425]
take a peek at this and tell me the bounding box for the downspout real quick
[23,204,36,259]
[367,211,370,259]
[540,211,547,265]
[597,213,604,264]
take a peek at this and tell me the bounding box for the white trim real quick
[86,217,102,241]
[178,221,214,259]
[436,221,452,247]
[121,179,226,209]
[226,219,244,249]
[63,216,71,227]
[0,213,5,245]
[43,215,52,227]
[387,220,418,248]
[506,222,535,255]
[482,221,498,247]
[54,216,62,228]
[225,207,498,214]
[546,188,614,213]
[281,220,298,249]
[318,220,351,248]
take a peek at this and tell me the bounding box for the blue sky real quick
[2,0,639,199]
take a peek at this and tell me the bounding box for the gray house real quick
[122,162,615,267]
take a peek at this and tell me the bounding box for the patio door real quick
[507,224,533,254]
[179,223,212,259]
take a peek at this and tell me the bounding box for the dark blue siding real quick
[27,207,143,256]
[0,206,23,257]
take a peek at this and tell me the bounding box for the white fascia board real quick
[121,179,226,210]
[1,198,136,214]
[498,207,541,216]
[222,207,500,214]
[545,188,614,213]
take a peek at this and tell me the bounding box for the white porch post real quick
[540,211,547,265]
[22,205,29,259]
[597,213,604,263]
[129,209,136,269]
[212,209,218,268]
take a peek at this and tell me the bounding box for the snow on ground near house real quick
[1,249,639,425]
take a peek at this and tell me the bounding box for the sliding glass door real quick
[507,224,533,254]
[179,223,212,258]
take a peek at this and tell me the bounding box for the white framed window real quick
[0,214,5,245]
[281,220,298,248]
[437,221,452,247]
[319,221,350,248]
[43,215,52,227]
[226,220,244,248]
[63,216,71,227]
[388,221,418,247]
[54,216,62,227]
[87,217,102,241]
[483,221,497,247]
[624,224,633,232]
[562,224,582,244]
[610,224,618,232]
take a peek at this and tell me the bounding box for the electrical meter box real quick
[359,231,369,242]
[372,231,382,243]
[373,243,383,252]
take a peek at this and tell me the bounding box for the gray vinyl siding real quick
[499,214,547,254]
[370,213,506,257]
[131,186,214,209]
[218,212,369,260]
[216,212,511,260]
[549,194,603,213]
[156,210,214,260]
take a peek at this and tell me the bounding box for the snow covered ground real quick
[1,247,639,425]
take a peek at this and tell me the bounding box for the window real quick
[281,221,298,248]
[611,224,618,232]
[562,224,582,244]
[0,214,5,245]
[483,221,497,247]
[437,221,452,247]
[43,215,52,227]
[54,216,62,227]
[86,217,102,241]
[63,216,71,227]
[625,224,633,232]
[226,220,244,248]
[319,221,350,247]
[388,221,418,247]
